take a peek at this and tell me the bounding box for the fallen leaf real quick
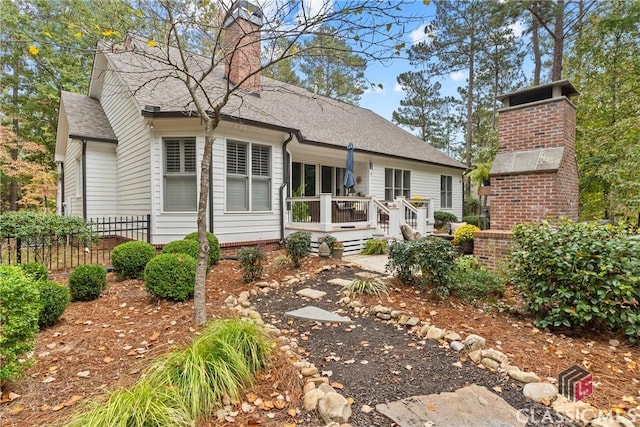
[493,386,502,393]
[246,392,258,403]
[76,370,90,378]
[287,408,297,417]
[103,357,114,363]
[283,423,296,427]
[51,403,65,411]
[346,397,355,405]
[330,382,344,390]
[63,395,83,407]
[622,396,637,404]
[149,331,160,341]
[42,376,56,383]
[274,399,286,409]
[8,405,24,415]
[1,391,21,404]
[260,400,274,410]
[427,402,436,411]
[452,362,463,368]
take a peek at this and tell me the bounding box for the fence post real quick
[16,238,21,264]
[146,214,151,243]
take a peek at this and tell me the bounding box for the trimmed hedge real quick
[434,211,458,229]
[184,232,220,267]
[111,241,157,280]
[36,280,70,328]
[19,262,48,281]
[0,265,40,384]
[162,239,204,266]
[69,264,107,302]
[144,253,196,301]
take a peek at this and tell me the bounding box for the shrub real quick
[434,211,457,229]
[144,253,196,301]
[237,247,266,283]
[111,241,156,280]
[462,215,480,227]
[162,240,203,265]
[36,280,70,328]
[184,231,220,266]
[285,231,311,268]
[317,234,337,254]
[0,265,40,385]
[0,211,94,245]
[453,224,480,244]
[345,276,388,296]
[69,264,107,301]
[451,257,504,304]
[361,239,387,255]
[387,237,457,297]
[18,262,48,281]
[508,221,640,343]
[463,196,480,216]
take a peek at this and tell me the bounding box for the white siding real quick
[98,67,151,217]
[85,141,117,218]
[64,137,83,218]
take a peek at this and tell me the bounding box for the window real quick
[384,168,410,201]
[292,162,316,196]
[440,175,453,209]
[226,140,271,211]
[321,165,346,195]
[164,138,197,211]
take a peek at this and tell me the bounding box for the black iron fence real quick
[0,215,151,271]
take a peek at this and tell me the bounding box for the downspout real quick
[58,162,65,215]
[82,139,87,220]
[279,133,294,243]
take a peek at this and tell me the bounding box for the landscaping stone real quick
[508,370,540,383]
[426,326,446,340]
[406,317,420,327]
[318,392,352,424]
[522,382,558,403]
[376,312,391,320]
[481,358,500,370]
[397,315,409,326]
[552,395,599,423]
[464,334,486,352]
[301,366,319,377]
[303,382,316,394]
[444,332,461,342]
[303,388,326,411]
[285,306,352,323]
[296,288,327,299]
[483,348,508,365]
[468,350,482,363]
[327,278,353,287]
[450,341,465,352]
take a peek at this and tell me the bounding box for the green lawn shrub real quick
[285,231,311,268]
[462,215,480,227]
[19,262,49,281]
[508,221,640,343]
[237,247,266,283]
[68,265,107,302]
[36,280,70,328]
[184,231,220,266]
[361,239,387,255]
[162,239,205,266]
[111,241,156,280]
[387,236,457,297]
[0,265,40,385]
[144,253,196,301]
[451,257,504,303]
[434,211,458,229]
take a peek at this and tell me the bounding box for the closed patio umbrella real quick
[344,142,356,193]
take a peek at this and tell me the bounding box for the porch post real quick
[368,197,376,228]
[416,205,427,235]
[319,193,332,232]
[388,205,402,239]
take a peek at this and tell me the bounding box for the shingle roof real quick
[97,41,465,169]
[61,91,117,142]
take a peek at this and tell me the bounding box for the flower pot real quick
[332,248,343,260]
[459,240,474,255]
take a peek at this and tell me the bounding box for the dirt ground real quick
[0,253,638,426]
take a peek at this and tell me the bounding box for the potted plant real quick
[452,224,480,255]
[332,241,344,260]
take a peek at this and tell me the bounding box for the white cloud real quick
[450,71,466,81]
[393,83,404,93]
[409,24,428,45]
[508,20,524,37]
[363,85,384,95]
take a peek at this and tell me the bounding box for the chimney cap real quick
[497,80,579,108]
[224,0,263,27]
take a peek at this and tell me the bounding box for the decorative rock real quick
[296,288,326,299]
[371,305,390,314]
[444,332,461,342]
[418,324,431,337]
[426,326,446,340]
[390,310,402,319]
[464,334,486,352]
[303,382,316,394]
[481,357,500,370]
[255,281,269,288]
[468,350,482,363]
[376,313,391,320]
[247,310,261,320]
[328,278,353,287]
[306,377,330,386]
[406,317,420,327]
[301,366,319,377]
[450,341,465,352]
[483,349,508,365]
[508,370,540,383]
[501,364,520,373]
[318,383,336,394]
[398,315,409,326]
[303,388,326,411]
[318,392,352,425]
[523,382,558,403]
[552,396,598,423]
[361,404,374,413]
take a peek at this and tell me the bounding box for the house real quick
[55,2,466,251]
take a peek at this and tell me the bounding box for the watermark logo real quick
[558,365,592,401]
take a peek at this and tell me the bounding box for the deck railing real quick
[0,215,151,271]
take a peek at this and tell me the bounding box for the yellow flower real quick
[147,39,157,48]
[101,29,116,37]
[453,224,480,244]
[28,45,39,55]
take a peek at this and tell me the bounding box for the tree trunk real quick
[464,32,475,196]
[194,118,216,325]
[10,60,19,211]
[532,17,541,85]
[551,0,565,81]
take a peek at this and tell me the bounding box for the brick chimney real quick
[223,0,263,93]
[488,80,580,229]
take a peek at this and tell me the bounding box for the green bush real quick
[508,221,640,343]
[184,231,220,266]
[69,264,107,302]
[36,280,70,328]
[19,262,49,281]
[285,231,311,268]
[163,239,207,267]
[452,257,504,304]
[434,211,458,229]
[462,215,480,227]
[144,253,196,301]
[0,211,94,245]
[111,241,157,280]
[463,196,480,216]
[0,265,40,385]
[237,247,266,283]
[361,239,387,255]
[387,236,457,297]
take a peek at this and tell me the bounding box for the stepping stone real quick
[286,306,352,323]
[296,288,327,299]
[376,384,526,427]
[327,278,353,287]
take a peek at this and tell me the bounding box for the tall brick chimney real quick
[223,0,263,93]
[489,80,580,229]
